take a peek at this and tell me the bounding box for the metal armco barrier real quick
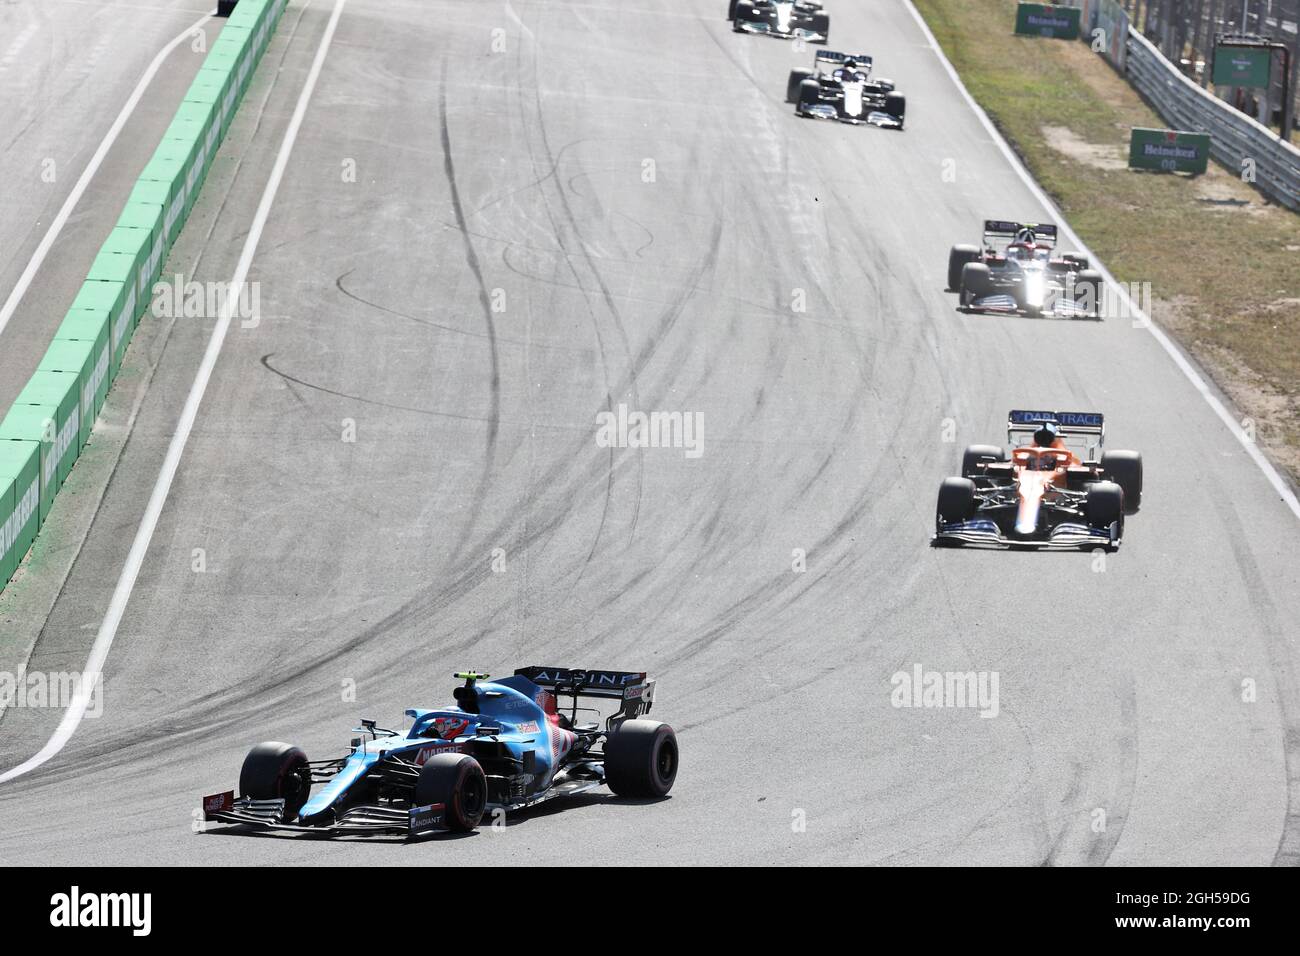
[0,0,289,595]
[1125,26,1300,209]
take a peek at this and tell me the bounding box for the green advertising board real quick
[38,339,101,448]
[1015,3,1080,39]
[0,439,40,587]
[14,370,83,489]
[1212,44,1272,88]
[1128,127,1211,174]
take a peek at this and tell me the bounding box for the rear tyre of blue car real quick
[416,754,488,832]
[605,719,678,798]
[240,741,312,820]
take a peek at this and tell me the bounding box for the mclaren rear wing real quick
[515,666,656,712]
[983,220,1058,248]
[1007,409,1105,456]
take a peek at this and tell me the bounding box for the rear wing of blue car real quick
[515,666,656,721]
[515,667,654,702]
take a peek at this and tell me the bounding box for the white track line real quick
[0,0,351,786]
[902,0,1300,520]
[0,12,211,338]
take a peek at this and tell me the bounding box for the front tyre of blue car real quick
[239,741,312,820]
[415,754,488,832]
[605,719,678,798]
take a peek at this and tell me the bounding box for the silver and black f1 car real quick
[947,220,1104,318]
[200,668,677,838]
[933,410,1143,551]
[730,0,829,43]
[787,50,904,128]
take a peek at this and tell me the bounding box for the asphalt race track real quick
[0,0,1298,866]
[0,0,215,411]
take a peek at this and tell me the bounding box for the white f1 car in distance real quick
[948,221,1104,318]
[787,51,905,129]
[730,0,830,43]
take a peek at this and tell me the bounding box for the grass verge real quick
[914,0,1300,482]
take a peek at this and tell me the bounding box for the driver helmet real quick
[1033,421,1060,448]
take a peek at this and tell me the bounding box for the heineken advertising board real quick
[1014,3,1081,40]
[1211,44,1272,88]
[1128,128,1211,174]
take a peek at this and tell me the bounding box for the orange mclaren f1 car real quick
[933,410,1142,550]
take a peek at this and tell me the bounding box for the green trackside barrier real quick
[0,464,14,586]
[266,0,288,34]
[38,340,102,448]
[211,30,253,76]
[0,410,54,523]
[130,177,184,253]
[203,49,249,109]
[8,370,81,494]
[1014,3,1080,39]
[171,99,223,185]
[71,279,136,378]
[88,245,147,318]
[227,0,271,29]
[229,2,276,43]
[141,138,201,221]
[0,0,287,600]
[211,27,252,70]
[56,309,113,359]
[0,440,40,587]
[97,226,153,306]
[53,309,113,419]
[1128,127,1211,174]
[118,202,166,297]
[162,114,211,188]
[186,68,237,140]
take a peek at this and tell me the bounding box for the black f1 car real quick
[948,220,1104,318]
[787,51,904,129]
[730,0,829,43]
[933,410,1143,551]
[201,668,677,837]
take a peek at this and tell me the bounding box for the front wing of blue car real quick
[201,773,611,838]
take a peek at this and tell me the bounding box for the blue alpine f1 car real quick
[201,667,677,837]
